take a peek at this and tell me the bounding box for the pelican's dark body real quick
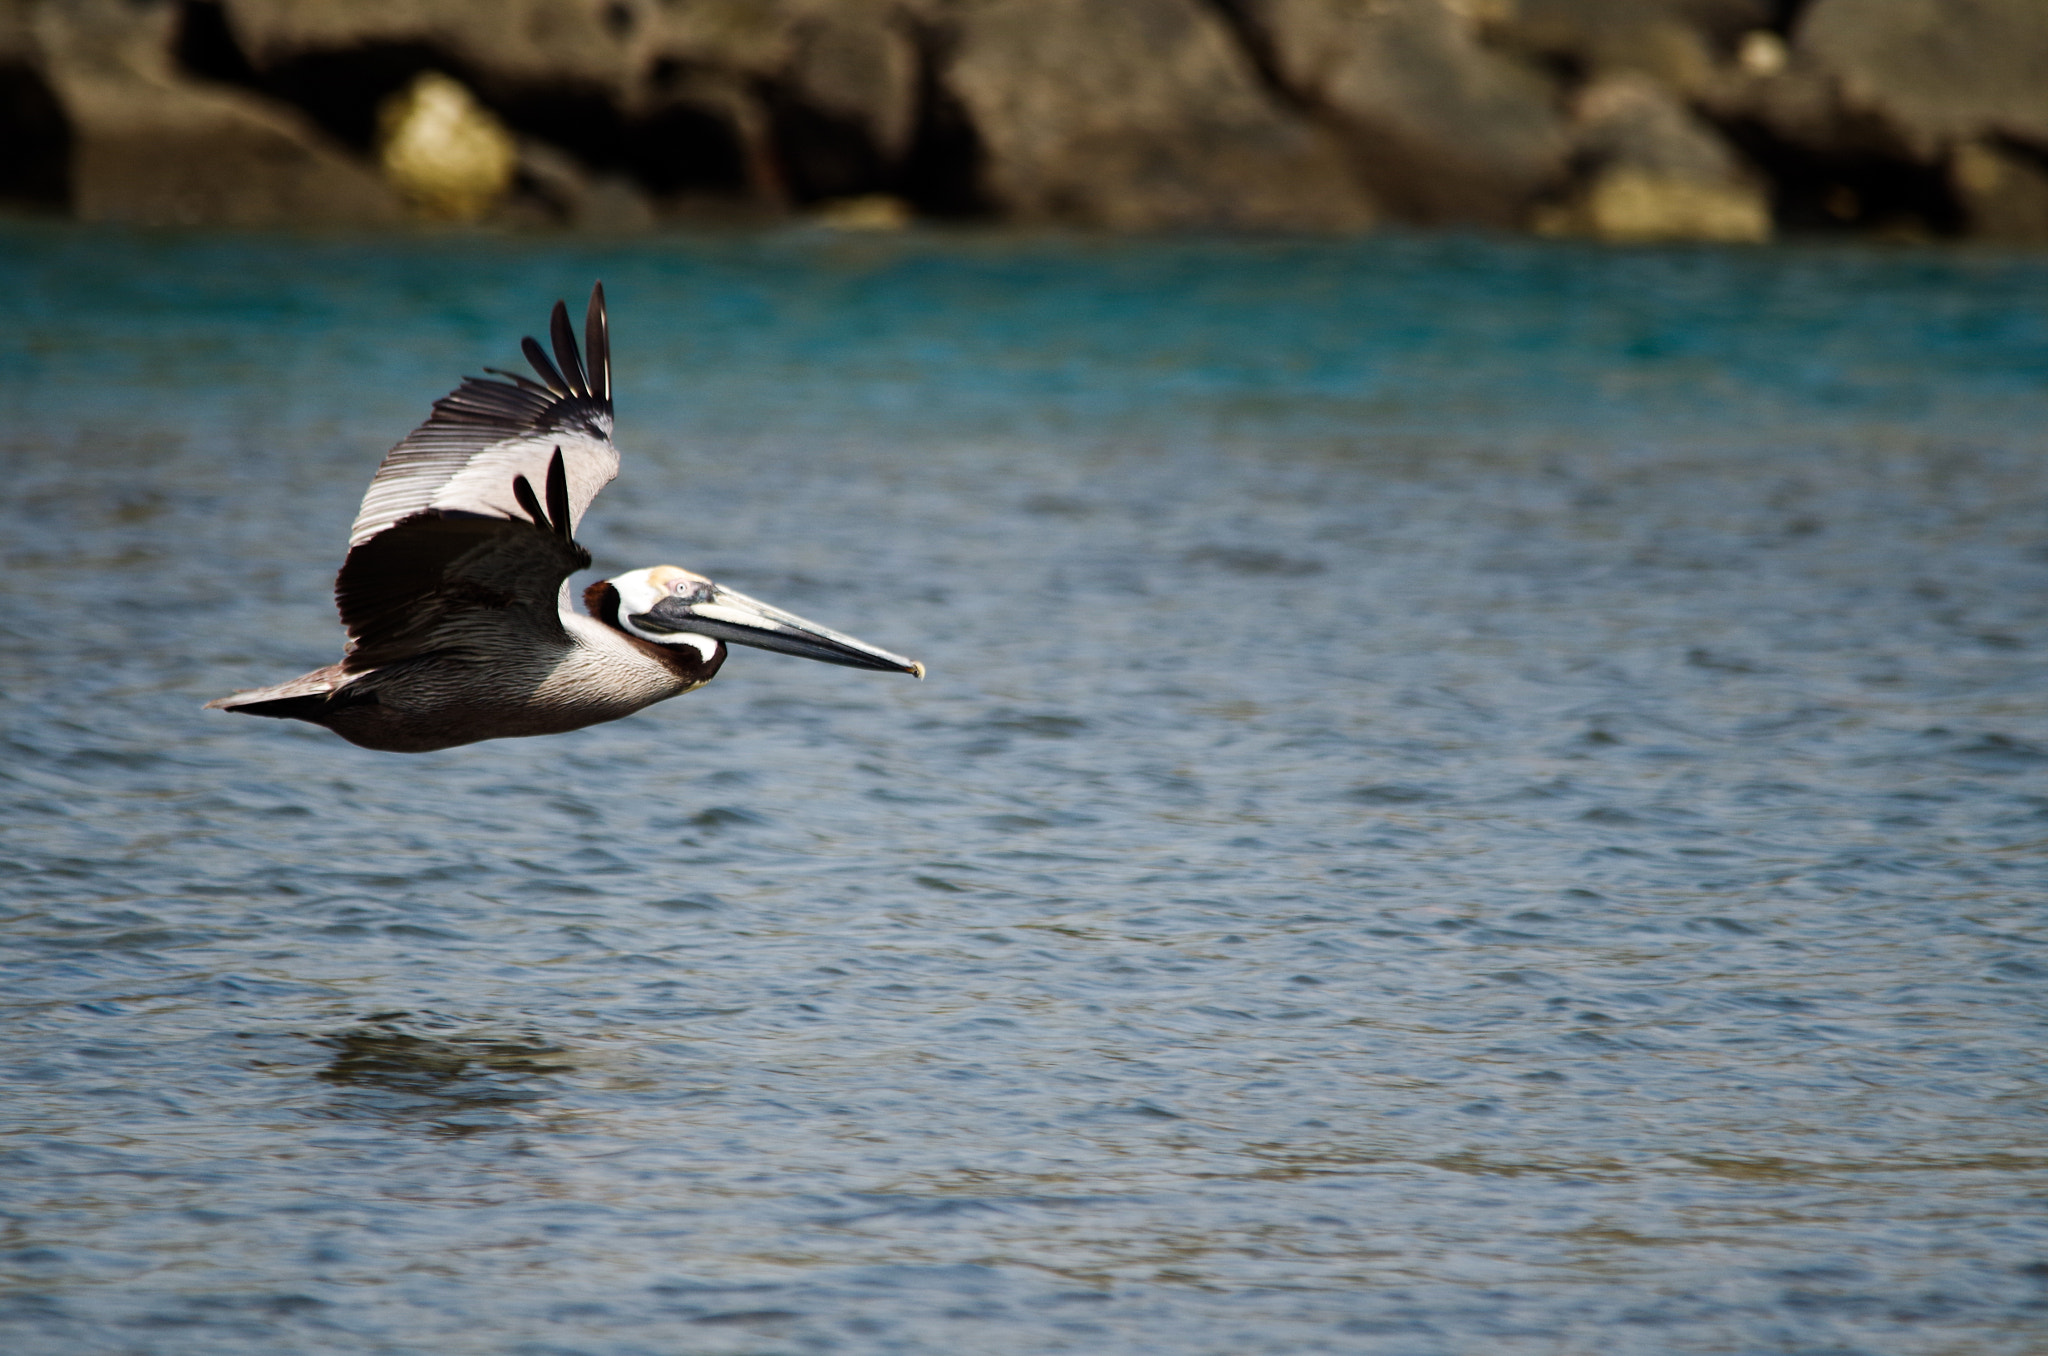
[209,286,920,751]
[224,608,723,753]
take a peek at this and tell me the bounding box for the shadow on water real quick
[310,1013,571,1137]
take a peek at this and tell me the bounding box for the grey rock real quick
[1,0,36,60]
[1494,0,1770,94]
[1952,140,2048,243]
[1238,0,1569,226]
[1541,73,1768,240]
[223,0,641,95]
[1797,0,2048,160]
[946,0,1375,230]
[516,136,657,229]
[781,1,920,163]
[36,0,401,226]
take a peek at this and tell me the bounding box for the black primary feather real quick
[342,284,615,561]
[585,283,610,402]
[550,300,588,398]
[512,474,548,531]
[523,336,569,395]
[544,448,572,539]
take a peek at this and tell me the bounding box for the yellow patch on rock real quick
[1576,168,1772,244]
[377,72,516,222]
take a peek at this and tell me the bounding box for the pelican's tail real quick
[206,663,354,720]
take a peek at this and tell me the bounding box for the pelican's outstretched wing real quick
[348,283,616,547]
[331,286,614,671]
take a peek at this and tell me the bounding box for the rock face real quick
[222,0,638,94]
[34,0,401,227]
[0,0,67,209]
[1,0,2044,241]
[1495,0,1770,95]
[946,0,1374,229]
[1796,0,2048,159]
[1543,74,1770,241]
[1235,0,1568,226]
[1951,140,2048,243]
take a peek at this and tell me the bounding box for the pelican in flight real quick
[209,284,922,752]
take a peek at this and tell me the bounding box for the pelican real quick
[208,284,922,753]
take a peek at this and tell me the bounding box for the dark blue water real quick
[4,222,2048,1355]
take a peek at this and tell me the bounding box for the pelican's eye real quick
[671,579,717,604]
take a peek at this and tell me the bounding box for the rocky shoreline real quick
[2,0,2043,242]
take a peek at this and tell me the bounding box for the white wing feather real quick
[347,285,618,548]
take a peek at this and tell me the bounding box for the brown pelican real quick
[209,284,922,753]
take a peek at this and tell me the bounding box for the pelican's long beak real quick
[630,585,924,677]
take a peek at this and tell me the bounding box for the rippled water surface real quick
[4,222,2048,1354]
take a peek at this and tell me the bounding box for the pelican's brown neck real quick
[584,579,624,629]
[584,579,725,682]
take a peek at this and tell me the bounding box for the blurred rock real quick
[750,6,921,206]
[1699,61,1902,164]
[377,70,516,220]
[781,2,919,165]
[946,0,1375,230]
[1735,28,1785,78]
[1951,140,2048,243]
[812,191,912,229]
[35,0,400,226]
[5,0,2042,242]
[1541,74,1769,241]
[1555,168,1768,242]
[0,0,66,210]
[515,136,656,229]
[1235,0,1567,226]
[1796,0,2048,160]
[1,0,33,59]
[1492,0,1769,95]
[222,0,640,95]
[1694,0,2048,238]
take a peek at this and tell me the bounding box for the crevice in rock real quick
[1199,0,1311,113]
[741,16,991,217]
[252,45,462,152]
[1762,0,1817,33]
[0,62,71,211]
[624,99,750,198]
[1989,134,2048,176]
[495,86,631,172]
[173,2,455,153]
[1713,117,1964,235]
[758,78,888,206]
[896,19,988,218]
[173,0,263,90]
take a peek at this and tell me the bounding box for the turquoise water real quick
[4,222,2048,1354]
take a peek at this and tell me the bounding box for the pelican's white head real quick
[590,565,923,676]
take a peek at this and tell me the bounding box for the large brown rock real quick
[1541,74,1769,241]
[222,0,639,95]
[35,0,401,226]
[779,2,919,164]
[1796,0,2048,159]
[946,0,1375,230]
[1236,0,1569,226]
[1492,0,1770,95]
[1,0,35,60]
[645,0,921,156]
[220,1,927,210]
[1951,140,2048,243]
